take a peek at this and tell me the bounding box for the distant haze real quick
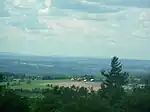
[0,52,150,75]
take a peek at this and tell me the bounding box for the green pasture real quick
[2,79,70,90]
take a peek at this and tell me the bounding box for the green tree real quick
[6,82,10,88]
[119,86,150,112]
[33,92,62,112]
[26,80,31,84]
[0,90,30,112]
[100,56,129,107]
[101,56,129,89]
[0,73,5,92]
[0,73,5,82]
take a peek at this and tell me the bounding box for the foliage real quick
[0,56,150,112]
[0,73,5,82]
[27,80,31,84]
[101,56,129,89]
[0,89,30,112]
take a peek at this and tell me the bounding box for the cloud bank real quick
[0,0,150,59]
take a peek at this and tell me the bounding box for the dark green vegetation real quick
[0,56,150,112]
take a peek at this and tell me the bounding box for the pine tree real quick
[100,56,129,106]
[101,56,129,89]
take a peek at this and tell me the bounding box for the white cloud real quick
[0,0,150,59]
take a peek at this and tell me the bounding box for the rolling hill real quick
[0,52,150,75]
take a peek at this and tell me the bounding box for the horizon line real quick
[0,51,150,61]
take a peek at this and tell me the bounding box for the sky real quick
[0,0,150,60]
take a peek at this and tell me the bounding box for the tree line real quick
[0,56,150,112]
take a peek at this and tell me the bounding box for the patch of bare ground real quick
[41,81,102,91]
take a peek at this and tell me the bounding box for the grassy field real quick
[1,79,101,91]
[6,79,70,90]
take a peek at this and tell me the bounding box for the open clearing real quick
[41,81,101,90]
[8,80,102,90]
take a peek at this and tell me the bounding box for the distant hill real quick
[0,52,150,75]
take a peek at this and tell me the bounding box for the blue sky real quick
[0,0,150,59]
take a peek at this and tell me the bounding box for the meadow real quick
[4,79,101,91]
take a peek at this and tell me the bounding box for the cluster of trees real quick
[41,75,70,80]
[0,72,72,82]
[0,56,150,112]
[71,75,95,81]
